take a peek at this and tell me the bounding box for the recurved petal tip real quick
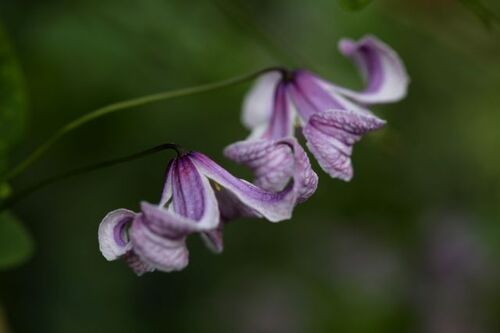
[336,35,410,104]
[304,109,385,181]
[98,209,136,261]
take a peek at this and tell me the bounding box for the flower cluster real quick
[98,35,408,274]
[226,35,408,183]
[99,145,316,274]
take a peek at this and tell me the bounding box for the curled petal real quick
[129,214,189,272]
[284,138,319,203]
[242,71,282,129]
[329,35,409,104]
[191,152,295,222]
[194,141,317,222]
[224,139,295,193]
[213,185,260,222]
[98,209,135,261]
[303,109,385,181]
[224,138,317,203]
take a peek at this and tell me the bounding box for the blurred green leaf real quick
[459,0,500,29]
[0,211,33,269]
[0,23,27,170]
[0,183,10,200]
[0,23,32,271]
[338,0,373,11]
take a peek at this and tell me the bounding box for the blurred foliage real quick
[0,23,26,172]
[459,0,500,28]
[338,0,374,11]
[0,23,31,270]
[0,0,499,332]
[0,212,33,270]
[0,183,10,200]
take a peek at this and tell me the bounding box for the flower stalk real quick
[0,143,184,212]
[1,66,284,183]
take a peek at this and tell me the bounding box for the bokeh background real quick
[1,0,500,332]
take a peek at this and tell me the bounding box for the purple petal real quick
[156,156,220,230]
[224,139,295,193]
[129,214,189,272]
[303,109,385,181]
[171,157,206,220]
[123,251,155,276]
[242,71,283,130]
[285,138,319,203]
[289,70,370,122]
[140,200,217,237]
[193,142,317,222]
[191,152,295,222]
[324,35,409,104]
[224,138,318,203]
[261,81,294,139]
[98,209,136,261]
[213,185,260,222]
[131,154,223,272]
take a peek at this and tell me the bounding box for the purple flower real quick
[226,35,409,184]
[98,148,317,275]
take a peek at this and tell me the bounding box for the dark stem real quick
[0,143,184,212]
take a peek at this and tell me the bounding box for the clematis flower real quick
[98,147,317,275]
[226,35,409,184]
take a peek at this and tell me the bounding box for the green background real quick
[1,0,500,332]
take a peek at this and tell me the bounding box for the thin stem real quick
[0,143,183,212]
[1,66,284,182]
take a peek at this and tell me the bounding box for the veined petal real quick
[123,251,155,276]
[326,35,409,104]
[157,156,220,230]
[261,81,295,139]
[98,209,135,261]
[194,142,317,222]
[289,70,369,122]
[129,214,189,272]
[303,109,385,181]
[224,138,318,203]
[171,157,208,221]
[191,152,295,222]
[242,71,283,129]
[285,138,319,203]
[224,139,295,193]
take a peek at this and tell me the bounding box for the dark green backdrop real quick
[1,0,500,332]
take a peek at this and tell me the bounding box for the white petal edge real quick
[98,209,135,261]
[324,35,409,104]
[242,71,282,129]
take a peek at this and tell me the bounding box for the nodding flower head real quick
[226,35,409,184]
[98,148,317,275]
